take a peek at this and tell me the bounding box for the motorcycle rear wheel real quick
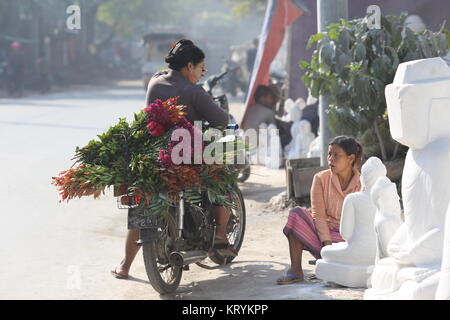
[209,186,246,265]
[142,214,182,295]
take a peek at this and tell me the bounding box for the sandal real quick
[276,273,303,285]
[214,237,230,248]
[110,268,129,280]
[215,247,238,257]
[214,237,238,257]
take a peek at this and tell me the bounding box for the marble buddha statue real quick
[370,176,403,263]
[436,204,450,299]
[284,120,315,160]
[315,157,386,287]
[364,57,450,300]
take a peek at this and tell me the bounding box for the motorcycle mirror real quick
[227,123,239,130]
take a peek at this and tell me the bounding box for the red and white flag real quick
[240,0,304,130]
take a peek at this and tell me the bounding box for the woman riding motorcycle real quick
[112,39,236,279]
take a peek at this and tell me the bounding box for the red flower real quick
[145,100,170,125]
[147,121,165,136]
[158,149,173,168]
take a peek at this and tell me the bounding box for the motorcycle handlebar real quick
[208,71,228,89]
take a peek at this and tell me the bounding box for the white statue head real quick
[284,98,295,114]
[385,57,450,149]
[361,157,387,190]
[288,105,302,122]
[299,120,311,135]
[405,15,426,33]
[259,122,268,130]
[295,98,306,110]
[370,176,401,214]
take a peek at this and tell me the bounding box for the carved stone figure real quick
[307,136,321,158]
[370,176,403,263]
[364,57,450,300]
[284,120,315,160]
[435,204,450,299]
[315,157,386,287]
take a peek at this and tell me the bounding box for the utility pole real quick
[317,0,348,166]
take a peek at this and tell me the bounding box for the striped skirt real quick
[283,206,344,259]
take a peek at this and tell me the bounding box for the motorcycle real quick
[269,70,289,118]
[219,59,247,97]
[124,158,246,294]
[202,71,252,183]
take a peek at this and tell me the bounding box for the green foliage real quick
[300,12,449,160]
[96,0,174,40]
[221,0,267,18]
[67,109,239,216]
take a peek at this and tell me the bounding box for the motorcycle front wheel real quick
[142,214,182,294]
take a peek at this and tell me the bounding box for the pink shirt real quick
[310,168,362,243]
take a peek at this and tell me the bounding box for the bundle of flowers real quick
[52,97,239,217]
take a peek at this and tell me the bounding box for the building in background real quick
[287,0,450,101]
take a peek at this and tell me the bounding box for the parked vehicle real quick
[219,59,247,97]
[142,32,185,90]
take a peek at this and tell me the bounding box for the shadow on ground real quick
[239,181,285,204]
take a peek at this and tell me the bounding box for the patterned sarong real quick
[283,206,344,259]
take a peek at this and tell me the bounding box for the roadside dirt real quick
[104,165,364,300]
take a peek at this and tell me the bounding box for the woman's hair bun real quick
[164,39,205,71]
[165,39,194,63]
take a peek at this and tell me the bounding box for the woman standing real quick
[277,136,363,284]
[111,39,232,279]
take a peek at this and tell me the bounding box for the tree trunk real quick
[391,141,400,161]
[373,118,387,161]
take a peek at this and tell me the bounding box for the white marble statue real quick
[436,203,450,299]
[370,176,403,263]
[364,57,450,300]
[256,122,268,165]
[284,120,315,160]
[307,135,321,158]
[282,98,305,122]
[265,123,282,169]
[315,157,386,288]
[405,15,426,33]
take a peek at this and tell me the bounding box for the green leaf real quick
[307,33,325,49]
[299,60,310,70]
[353,42,366,61]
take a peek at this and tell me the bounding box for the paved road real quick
[0,82,363,300]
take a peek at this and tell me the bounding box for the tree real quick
[222,0,267,18]
[301,12,449,162]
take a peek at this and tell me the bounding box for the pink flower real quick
[158,149,173,168]
[147,121,165,136]
[145,100,169,125]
